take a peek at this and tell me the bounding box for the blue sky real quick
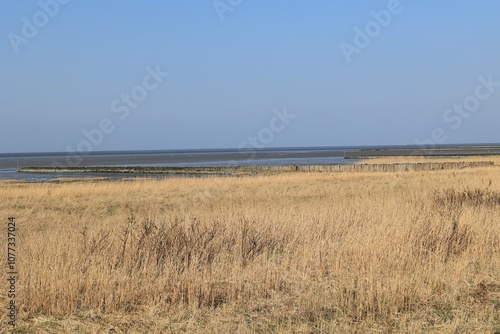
[1,1,499,153]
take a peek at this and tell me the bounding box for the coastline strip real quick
[17,161,495,175]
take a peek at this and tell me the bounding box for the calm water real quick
[0,147,355,182]
[1,144,499,182]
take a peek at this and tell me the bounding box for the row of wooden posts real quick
[18,161,495,174]
[232,161,495,173]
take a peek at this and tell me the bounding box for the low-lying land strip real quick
[17,160,496,176]
[344,145,500,159]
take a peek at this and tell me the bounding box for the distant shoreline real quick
[2,145,500,182]
[17,161,496,178]
[344,145,500,159]
[1,145,500,169]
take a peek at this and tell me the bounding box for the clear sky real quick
[1,1,499,153]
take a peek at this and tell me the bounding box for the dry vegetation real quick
[0,164,499,333]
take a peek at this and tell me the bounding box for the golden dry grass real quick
[0,165,499,333]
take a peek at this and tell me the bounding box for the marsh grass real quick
[433,187,500,208]
[0,165,499,333]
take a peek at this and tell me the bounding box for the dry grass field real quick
[1,162,499,333]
